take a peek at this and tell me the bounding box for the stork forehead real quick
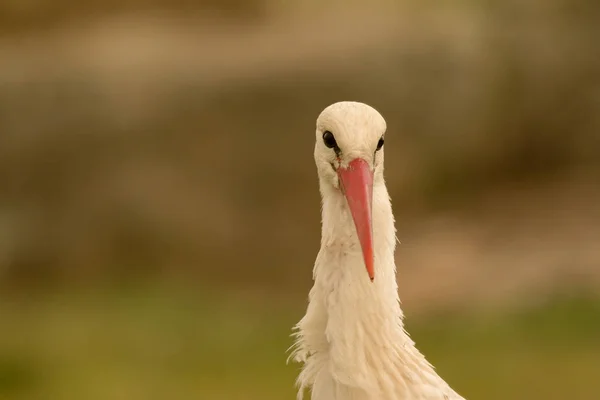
[316,102,386,144]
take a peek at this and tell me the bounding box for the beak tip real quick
[368,265,375,282]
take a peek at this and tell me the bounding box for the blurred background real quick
[1,0,599,399]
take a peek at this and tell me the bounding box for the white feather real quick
[290,102,465,400]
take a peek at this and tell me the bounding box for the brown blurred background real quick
[0,1,599,399]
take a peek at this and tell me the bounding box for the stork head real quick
[314,101,387,281]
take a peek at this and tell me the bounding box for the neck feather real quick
[291,181,462,400]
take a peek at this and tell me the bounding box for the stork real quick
[289,102,464,400]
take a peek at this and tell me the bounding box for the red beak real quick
[338,158,375,281]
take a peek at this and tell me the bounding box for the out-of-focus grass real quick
[0,286,599,400]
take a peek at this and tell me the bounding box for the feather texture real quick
[289,102,464,400]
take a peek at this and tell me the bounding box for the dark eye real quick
[376,136,385,151]
[322,131,338,149]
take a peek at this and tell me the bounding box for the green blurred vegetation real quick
[0,287,599,400]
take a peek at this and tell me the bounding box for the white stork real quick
[289,102,464,400]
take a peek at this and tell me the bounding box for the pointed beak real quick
[338,158,375,281]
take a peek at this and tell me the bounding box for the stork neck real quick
[304,182,459,398]
[319,181,397,285]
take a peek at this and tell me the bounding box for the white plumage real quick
[290,102,464,400]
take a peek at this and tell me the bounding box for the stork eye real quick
[376,136,385,151]
[322,131,338,149]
